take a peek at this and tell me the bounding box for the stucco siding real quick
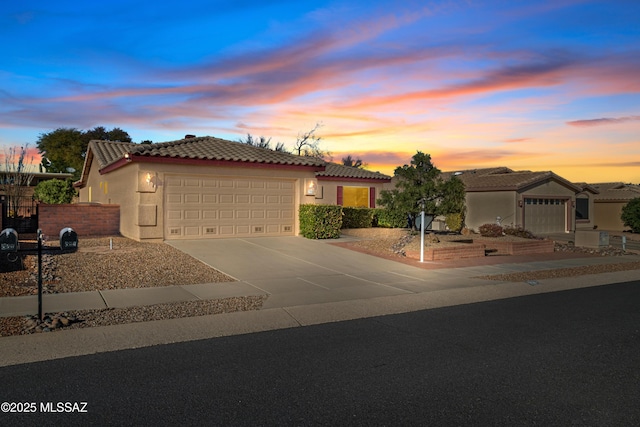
[465,191,516,230]
[594,202,626,231]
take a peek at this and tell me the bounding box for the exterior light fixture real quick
[305,179,317,196]
[124,153,132,162]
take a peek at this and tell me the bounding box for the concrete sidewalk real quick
[3,236,638,317]
[1,236,639,367]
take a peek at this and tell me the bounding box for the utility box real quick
[0,228,19,252]
[575,230,609,249]
[59,227,78,252]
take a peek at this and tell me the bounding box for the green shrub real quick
[299,204,343,239]
[373,208,407,228]
[621,197,640,233]
[33,179,77,204]
[503,225,536,239]
[478,223,504,237]
[445,213,463,232]
[342,207,374,229]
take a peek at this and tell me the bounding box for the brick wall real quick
[483,239,555,255]
[38,204,120,237]
[406,244,486,261]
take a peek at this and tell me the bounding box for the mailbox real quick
[59,227,78,251]
[0,228,19,253]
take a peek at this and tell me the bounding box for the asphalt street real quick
[1,281,639,426]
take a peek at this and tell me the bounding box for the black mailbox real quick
[59,227,78,251]
[0,228,19,252]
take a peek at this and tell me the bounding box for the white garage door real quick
[164,175,296,239]
[524,198,567,234]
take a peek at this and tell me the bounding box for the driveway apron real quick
[167,237,485,309]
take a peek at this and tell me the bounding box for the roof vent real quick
[185,134,196,139]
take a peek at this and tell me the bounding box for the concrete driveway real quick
[167,236,490,309]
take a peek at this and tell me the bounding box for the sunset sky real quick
[1,0,639,182]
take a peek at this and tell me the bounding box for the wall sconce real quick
[124,153,132,162]
[305,179,317,196]
[145,172,155,188]
[518,200,523,208]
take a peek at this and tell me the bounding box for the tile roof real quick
[89,137,327,169]
[316,163,391,181]
[442,167,581,192]
[590,182,640,201]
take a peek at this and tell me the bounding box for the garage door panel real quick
[165,176,296,239]
[184,194,200,203]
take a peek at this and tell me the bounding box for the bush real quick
[621,197,640,232]
[342,207,375,229]
[299,204,343,239]
[478,223,504,237]
[445,213,463,232]
[34,179,77,204]
[503,226,536,239]
[373,208,407,228]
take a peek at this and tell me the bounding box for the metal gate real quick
[1,195,38,233]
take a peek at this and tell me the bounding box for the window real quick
[576,197,589,220]
[343,187,369,207]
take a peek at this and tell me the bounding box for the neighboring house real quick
[315,163,391,208]
[589,182,640,231]
[443,167,596,234]
[74,136,391,241]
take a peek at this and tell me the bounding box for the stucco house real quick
[75,136,391,241]
[589,182,640,231]
[443,167,598,234]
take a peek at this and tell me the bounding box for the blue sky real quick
[1,0,639,182]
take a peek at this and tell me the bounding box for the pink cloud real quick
[502,138,532,143]
[566,116,640,127]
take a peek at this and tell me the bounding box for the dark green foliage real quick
[37,126,132,180]
[33,179,77,204]
[299,204,343,239]
[503,225,536,239]
[377,151,466,230]
[342,207,375,229]
[621,197,640,232]
[445,213,463,232]
[373,208,407,228]
[479,223,504,237]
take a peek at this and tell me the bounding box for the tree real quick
[37,126,132,180]
[621,197,640,233]
[238,134,288,152]
[377,151,465,230]
[1,145,35,218]
[33,179,77,204]
[342,155,366,168]
[293,123,330,159]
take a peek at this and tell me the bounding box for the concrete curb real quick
[0,269,636,368]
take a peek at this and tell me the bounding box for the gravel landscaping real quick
[1,231,638,337]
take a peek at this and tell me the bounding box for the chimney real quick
[185,134,196,139]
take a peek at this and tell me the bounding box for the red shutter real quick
[337,186,343,205]
[369,187,376,208]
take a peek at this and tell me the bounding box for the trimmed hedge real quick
[342,207,375,229]
[299,204,343,239]
[373,208,407,228]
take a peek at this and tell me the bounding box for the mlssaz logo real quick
[40,402,88,413]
